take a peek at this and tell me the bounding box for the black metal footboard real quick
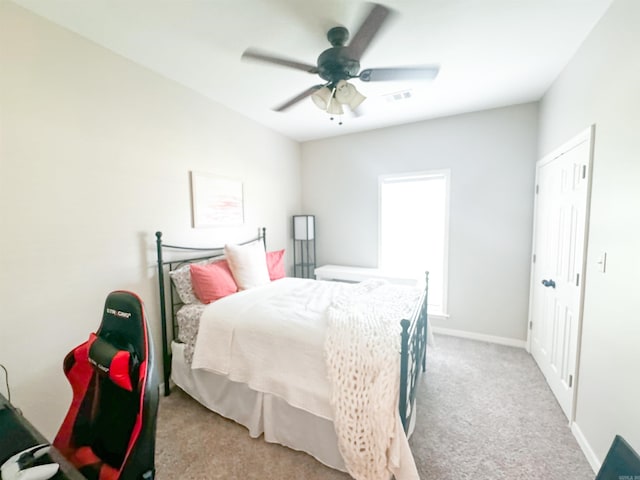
[399,272,429,433]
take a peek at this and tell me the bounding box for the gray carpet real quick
[156,335,595,479]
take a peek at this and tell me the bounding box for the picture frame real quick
[190,171,244,228]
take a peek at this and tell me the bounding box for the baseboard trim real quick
[431,326,527,349]
[572,422,599,473]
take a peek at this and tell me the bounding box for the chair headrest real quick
[98,291,147,360]
[88,333,138,391]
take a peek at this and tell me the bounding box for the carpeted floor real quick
[155,335,595,479]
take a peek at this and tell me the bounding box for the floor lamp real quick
[293,215,316,279]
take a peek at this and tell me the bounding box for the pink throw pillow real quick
[190,260,238,304]
[266,249,286,280]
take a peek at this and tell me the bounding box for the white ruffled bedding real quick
[190,277,350,419]
[183,277,424,479]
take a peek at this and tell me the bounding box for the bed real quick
[155,229,429,479]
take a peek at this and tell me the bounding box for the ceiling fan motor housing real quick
[317,26,360,84]
[317,47,360,83]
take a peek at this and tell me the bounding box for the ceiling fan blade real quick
[273,85,324,112]
[346,3,393,61]
[358,66,440,82]
[242,48,319,74]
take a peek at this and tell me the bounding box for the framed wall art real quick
[190,171,244,228]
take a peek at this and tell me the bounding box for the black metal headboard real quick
[155,228,266,396]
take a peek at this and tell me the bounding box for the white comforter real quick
[191,277,348,419]
[190,277,422,479]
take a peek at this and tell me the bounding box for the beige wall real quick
[0,2,301,439]
[538,0,640,468]
[4,0,637,467]
[301,103,539,343]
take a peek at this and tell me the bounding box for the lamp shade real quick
[293,215,314,240]
[311,87,333,110]
[326,96,344,115]
[335,79,366,110]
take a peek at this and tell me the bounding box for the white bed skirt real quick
[171,341,348,471]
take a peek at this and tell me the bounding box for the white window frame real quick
[378,170,451,319]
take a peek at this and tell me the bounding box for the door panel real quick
[529,130,592,420]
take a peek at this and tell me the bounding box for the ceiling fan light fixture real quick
[326,94,344,115]
[311,86,333,110]
[312,86,344,115]
[347,89,366,111]
[334,79,366,110]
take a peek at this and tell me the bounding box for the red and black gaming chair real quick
[54,291,159,480]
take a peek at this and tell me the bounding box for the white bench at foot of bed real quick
[314,264,419,286]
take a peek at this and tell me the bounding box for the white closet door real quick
[529,127,593,421]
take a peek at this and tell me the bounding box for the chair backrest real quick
[54,290,159,480]
[595,435,640,480]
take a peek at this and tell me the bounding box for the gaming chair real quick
[595,435,640,479]
[54,291,159,480]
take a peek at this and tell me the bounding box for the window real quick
[379,171,449,316]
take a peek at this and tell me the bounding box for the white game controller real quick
[0,444,59,480]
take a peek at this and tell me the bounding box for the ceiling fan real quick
[241,3,439,116]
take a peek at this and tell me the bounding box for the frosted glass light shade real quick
[311,87,332,110]
[346,90,365,110]
[293,215,314,240]
[326,97,344,115]
[335,79,366,110]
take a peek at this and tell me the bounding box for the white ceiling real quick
[12,0,612,142]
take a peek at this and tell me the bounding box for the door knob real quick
[541,279,556,288]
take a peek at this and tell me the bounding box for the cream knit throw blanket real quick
[325,280,421,480]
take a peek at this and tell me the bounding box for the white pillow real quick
[224,241,271,290]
